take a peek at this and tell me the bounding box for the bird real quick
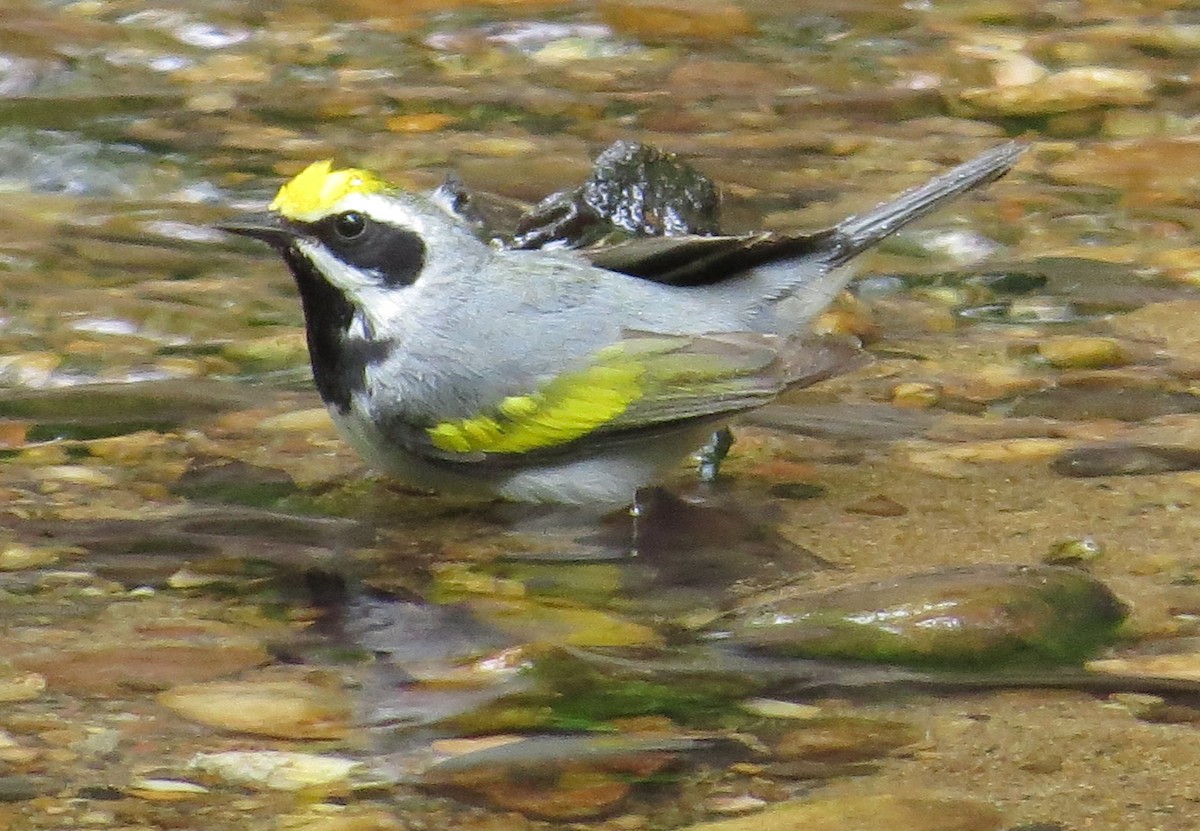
[218,141,1024,506]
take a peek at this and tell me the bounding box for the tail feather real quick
[747,141,1025,333]
[830,141,1026,268]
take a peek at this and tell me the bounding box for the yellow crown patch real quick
[270,160,389,222]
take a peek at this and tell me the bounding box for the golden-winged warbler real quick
[219,142,1023,505]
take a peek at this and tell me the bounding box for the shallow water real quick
[5,2,1200,829]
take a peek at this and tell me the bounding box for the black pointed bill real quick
[216,211,301,249]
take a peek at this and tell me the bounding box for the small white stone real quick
[190,751,361,791]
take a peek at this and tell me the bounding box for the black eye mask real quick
[313,211,427,287]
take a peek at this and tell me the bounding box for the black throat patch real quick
[281,246,389,415]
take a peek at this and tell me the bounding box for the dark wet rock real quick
[1009,386,1200,422]
[1051,444,1200,477]
[744,402,936,442]
[711,565,1127,669]
[75,784,125,800]
[510,139,721,249]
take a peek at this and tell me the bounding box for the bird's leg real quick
[695,427,735,482]
[628,489,646,557]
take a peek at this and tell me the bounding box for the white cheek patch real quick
[296,240,419,336]
[297,240,374,293]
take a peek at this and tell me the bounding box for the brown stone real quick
[17,644,269,695]
[600,0,754,44]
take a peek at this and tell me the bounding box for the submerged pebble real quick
[1037,336,1128,369]
[0,543,62,571]
[953,67,1153,118]
[1051,444,1200,477]
[772,716,920,763]
[0,672,46,703]
[159,679,351,739]
[1010,387,1200,422]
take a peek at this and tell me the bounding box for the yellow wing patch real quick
[270,159,390,222]
[427,352,645,455]
[424,334,781,457]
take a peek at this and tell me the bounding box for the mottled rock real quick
[713,565,1126,668]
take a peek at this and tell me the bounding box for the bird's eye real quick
[333,212,366,240]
